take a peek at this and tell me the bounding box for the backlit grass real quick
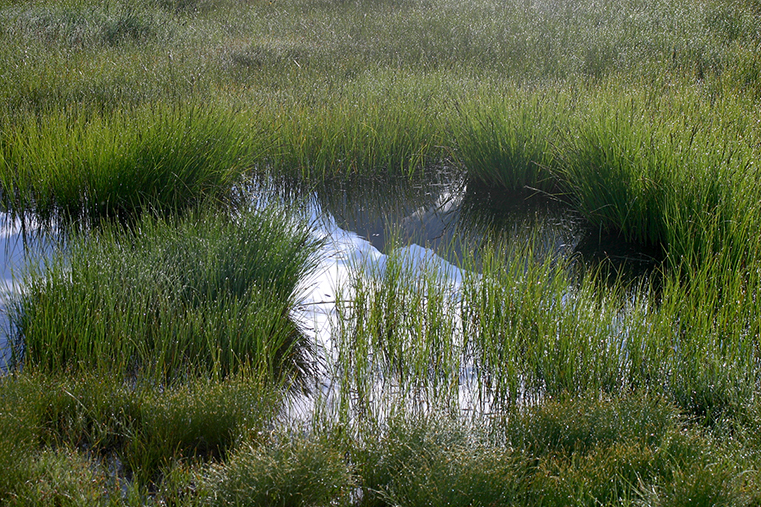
[0,103,265,223]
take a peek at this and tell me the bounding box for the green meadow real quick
[3,0,761,504]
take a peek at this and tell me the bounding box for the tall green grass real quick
[262,73,449,179]
[4,0,761,230]
[454,89,560,192]
[10,203,321,384]
[0,103,265,223]
[326,228,761,427]
[455,82,761,269]
[2,0,761,502]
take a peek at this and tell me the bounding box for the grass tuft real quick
[10,203,321,385]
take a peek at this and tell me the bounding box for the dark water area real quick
[308,170,663,282]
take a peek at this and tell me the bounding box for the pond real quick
[305,169,661,276]
[0,170,661,373]
[258,170,663,417]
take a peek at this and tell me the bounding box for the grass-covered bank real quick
[0,103,267,223]
[3,0,761,503]
[4,379,761,505]
[454,82,761,269]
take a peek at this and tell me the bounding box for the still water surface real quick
[0,172,660,371]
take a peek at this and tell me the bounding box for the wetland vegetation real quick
[3,0,761,504]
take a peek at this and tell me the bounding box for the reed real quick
[453,88,560,192]
[263,75,448,179]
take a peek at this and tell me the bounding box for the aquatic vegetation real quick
[0,371,280,500]
[0,104,264,223]
[10,203,321,384]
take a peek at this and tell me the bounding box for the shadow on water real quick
[309,171,663,283]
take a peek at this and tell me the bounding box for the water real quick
[0,214,54,370]
[0,171,660,374]
[283,172,661,420]
[311,172,581,259]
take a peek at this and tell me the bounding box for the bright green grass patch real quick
[9,203,321,383]
[329,231,761,425]
[0,103,265,222]
[4,0,761,236]
[261,72,450,179]
[453,87,561,192]
[456,81,761,268]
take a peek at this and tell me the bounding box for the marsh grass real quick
[0,371,280,498]
[6,374,758,506]
[341,393,760,507]
[203,429,354,507]
[0,103,265,223]
[4,229,761,501]
[457,83,761,271]
[4,2,161,50]
[3,0,761,502]
[326,227,761,432]
[265,76,449,179]
[330,237,466,422]
[10,203,321,384]
[453,89,561,192]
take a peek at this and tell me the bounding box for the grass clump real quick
[0,371,280,498]
[3,446,117,506]
[0,103,263,223]
[457,83,761,271]
[352,413,530,507]
[344,395,759,507]
[203,430,354,507]
[453,87,561,192]
[500,394,679,458]
[10,203,321,384]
